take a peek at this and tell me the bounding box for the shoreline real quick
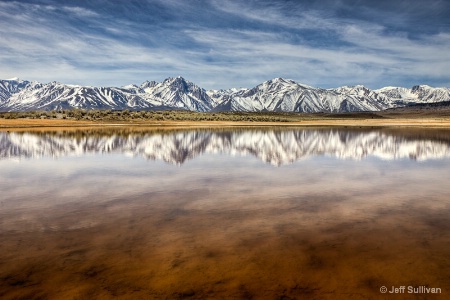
[1,117,450,130]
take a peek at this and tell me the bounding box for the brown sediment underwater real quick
[1,127,450,299]
[1,189,449,299]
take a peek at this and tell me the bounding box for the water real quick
[1,127,450,299]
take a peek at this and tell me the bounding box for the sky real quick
[1,0,450,90]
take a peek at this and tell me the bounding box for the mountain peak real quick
[266,77,295,84]
[272,77,288,82]
[161,76,188,87]
[1,77,449,113]
[140,80,157,89]
[412,84,432,91]
[162,76,201,93]
[342,84,368,89]
[122,84,139,89]
[165,76,187,83]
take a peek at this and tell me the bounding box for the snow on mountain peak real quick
[140,80,157,89]
[122,84,139,90]
[0,77,449,112]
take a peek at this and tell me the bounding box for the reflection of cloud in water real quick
[1,129,450,298]
[1,128,450,164]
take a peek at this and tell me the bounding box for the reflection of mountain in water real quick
[1,129,450,165]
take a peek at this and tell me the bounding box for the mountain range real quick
[2,129,450,165]
[1,77,449,113]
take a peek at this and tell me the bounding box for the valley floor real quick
[1,110,450,129]
[1,118,450,130]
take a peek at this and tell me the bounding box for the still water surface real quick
[1,127,450,299]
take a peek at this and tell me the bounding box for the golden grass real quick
[1,116,450,131]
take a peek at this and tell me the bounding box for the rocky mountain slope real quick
[211,79,390,112]
[1,77,449,113]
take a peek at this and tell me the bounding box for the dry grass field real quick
[1,109,450,130]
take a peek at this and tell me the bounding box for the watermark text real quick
[380,286,441,294]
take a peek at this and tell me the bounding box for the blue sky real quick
[1,0,449,89]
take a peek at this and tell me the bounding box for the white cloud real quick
[0,0,449,89]
[61,6,99,17]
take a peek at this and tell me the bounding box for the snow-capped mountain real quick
[142,77,213,111]
[2,81,154,111]
[0,77,449,112]
[2,129,450,165]
[206,87,247,107]
[375,85,450,106]
[211,79,390,112]
[0,76,213,112]
[0,78,33,104]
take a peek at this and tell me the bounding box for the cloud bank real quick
[0,0,449,89]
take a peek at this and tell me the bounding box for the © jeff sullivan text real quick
[380,286,442,294]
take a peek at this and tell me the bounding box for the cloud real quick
[0,1,194,85]
[0,0,449,89]
[182,24,450,88]
[61,5,99,17]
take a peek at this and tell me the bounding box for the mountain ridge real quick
[1,77,449,113]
